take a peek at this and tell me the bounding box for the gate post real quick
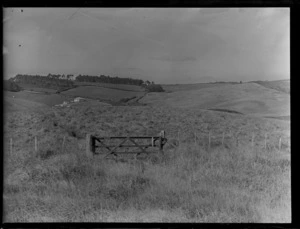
[159,130,165,154]
[86,134,95,158]
[159,136,162,154]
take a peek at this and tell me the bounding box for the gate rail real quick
[86,130,167,158]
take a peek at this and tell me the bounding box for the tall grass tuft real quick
[5,138,290,222]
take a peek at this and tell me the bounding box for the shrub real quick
[65,125,85,139]
[38,149,57,160]
[119,96,137,103]
[144,84,165,92]
[4,80,22,92]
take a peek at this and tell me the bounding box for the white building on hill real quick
[74,97,83,102]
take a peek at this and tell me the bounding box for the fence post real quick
[251,133,254,148]
[35,136,38,152]
[264,133,267,150]
[222,132,225,146]
[279,137,282,151]
[208,131,211,150]
[62,136,65,152]
[159,136,163,154]
[159,130,165,154]
[10,138,13,155]
[86,134,95,158]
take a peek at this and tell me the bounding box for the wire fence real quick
[164,126,290,151]
[5,126,290,160]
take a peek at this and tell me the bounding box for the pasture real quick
[253,79,290,94]
[74,82,145,92]
[141,82,290,118]
[4,91,69,111]
[61,85,145,102]
[4,82,145,112]
[3,95,290,222]
[161,82,226,92]
[17,83,58,93]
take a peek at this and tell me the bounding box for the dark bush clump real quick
[37,149,57,160]
[144,84,165,92]
[120,96,137,103]
[3,80,22,92]
[141,83,164,92]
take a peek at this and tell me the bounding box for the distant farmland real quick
[141,82,290,118]
[161,83,224,92]
[17,83,58,93]
[61,86,145,101]
[4,91,68,111]
[74,82,145,92]
[3,82,147,112]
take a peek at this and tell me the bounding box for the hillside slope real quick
[161,83,225,92]
[252,80,290,94]
[4,91,69,111]
[61,86,145,102]
[140,82,290,117]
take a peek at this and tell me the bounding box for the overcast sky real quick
[3,8,289,84]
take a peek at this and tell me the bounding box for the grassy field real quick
[61,86,145,102]
[17,83,58,93]
[4,96,48,113]
[141,82,290,118]
[16,81,145,94]
[3,97,290,222]
[4,91,70,111]
[252,80,290,94]
[4,88,126,113]
[74,82,145,92]
[161,82,228,92]
[4,81,148,111]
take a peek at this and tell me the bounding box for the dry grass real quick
[3,100,290,222]
[3,140,290,222]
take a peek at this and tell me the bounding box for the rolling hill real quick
[4,91,68,111]
[5,80,290,119]
[4,82,147,114]
[61,85,145,102]
[74,82,145,92]
[161,82,226,92]
[140,82,290,118]
[252,79,290,94]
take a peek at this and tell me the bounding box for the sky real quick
[3,8,290,84]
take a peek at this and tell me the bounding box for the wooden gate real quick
[86,130,167,158]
